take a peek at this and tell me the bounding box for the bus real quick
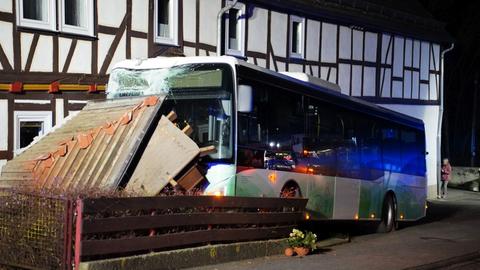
[108,56,427,232]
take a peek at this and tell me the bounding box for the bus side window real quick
[237,147,265,169]
[400,128,425,176]
[381,125,401,173]
[336,111,362,179]
[357,117,383,180]
[304,98,339,177]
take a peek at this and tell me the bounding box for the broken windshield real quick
[107,64,235,161]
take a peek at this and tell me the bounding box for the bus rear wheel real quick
[377,194,396,233]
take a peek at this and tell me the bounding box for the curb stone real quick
[79,237,350,270]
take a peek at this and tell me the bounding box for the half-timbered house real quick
[0,0,451,197]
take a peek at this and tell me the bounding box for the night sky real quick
[419,0,480,166]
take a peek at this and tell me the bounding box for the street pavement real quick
[191,189,480,270]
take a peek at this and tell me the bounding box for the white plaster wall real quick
[405,39,412,67]
[392,80,402,98]
[420,84,429,100]
[58,38,72,71]
[20,33,34,71]
[0,21,13,68]
[305,19,320,61]
[131,37,148,59]
[352,30,363,61]
[183,46,196,57]
[183,0,197,43]
[379,104,440,198]
[351,64,362,96]
[30,36,53,72]
[412,71,420,98]
[0,1,12,13]
[381,68,391,97]
[431,44,440,71]
[404,71,412,98]
[363,67,376,96]
[420,42,430,80]
[98,0,126,27]
[0,99,8,151]
[338,63,350,95]
[131,0,149,33]
[256,58,266,68]
[364,32,377,62]
[429,74,438,100]
[321,23,337,63]
[247,7,268,54]
[270,12,287,58]
[107,32,126,73]
[68,40,91,73]
[97,33,115,73]
[55,99,64,126]
[310,65,318,77]
[413,40,420,68]
[289,63,303,73]
[339,26,351,60]
[199,0,221,49]
[381,34,392,64]
[393,36,404,77]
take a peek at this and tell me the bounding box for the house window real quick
[289,16,305,59]
[17,0,56,31]
[154,0,179,45]
[19,121,43,148]
[59,0,94,36]
[14,111,52,155]
[16,0,94,36]
[224,1,245,57]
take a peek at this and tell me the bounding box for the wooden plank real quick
[176,165,204,191]
[82,196,308,214]
[82,212,303,234]
[125,116,200,196]
[81,226,294,256]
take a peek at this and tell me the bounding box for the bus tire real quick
[280,181,301,198]
[377,194,396,233]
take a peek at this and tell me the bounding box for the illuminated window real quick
[154,0,179,45]
[224,1,245,57]
[289,16,305,59]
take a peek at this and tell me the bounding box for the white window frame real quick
[16,0,56,31]
[224,1,246,57]
[289,15,305,59]
[13,111,52,155]
[58,0,94,36]
[154,0,179,46]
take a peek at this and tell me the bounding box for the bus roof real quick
[236,60,425,131]
[112,56,425,131]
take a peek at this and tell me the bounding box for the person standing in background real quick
[441,158,452,199]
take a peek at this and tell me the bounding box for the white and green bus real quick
[108,56,427,232]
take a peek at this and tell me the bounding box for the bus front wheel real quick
[377,194,396,233]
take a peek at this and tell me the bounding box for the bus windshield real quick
[107,64,235,161]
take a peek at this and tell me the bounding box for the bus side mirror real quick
[238,85,253,113]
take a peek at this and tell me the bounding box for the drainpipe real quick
[437,43,454,197]
[217,0,238,56]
